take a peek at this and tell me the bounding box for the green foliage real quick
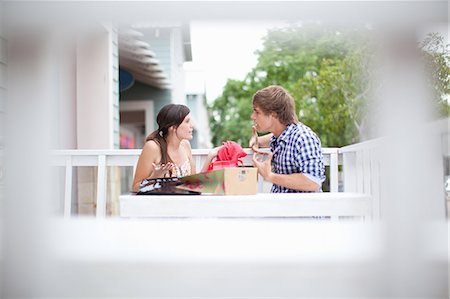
[420,33,450,117]
[208,25,450,147]
[208,79,255,146]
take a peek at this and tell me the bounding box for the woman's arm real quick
[200,147,219,173]
[132,141,166,192]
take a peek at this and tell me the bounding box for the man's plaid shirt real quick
[269,123,325,193]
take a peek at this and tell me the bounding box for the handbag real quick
[137,177,200,195]
[207,141,247,171]
[207,159,244,171]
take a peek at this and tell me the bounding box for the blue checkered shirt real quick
[269,123,325,193]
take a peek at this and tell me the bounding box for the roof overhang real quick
[118,28,171,89]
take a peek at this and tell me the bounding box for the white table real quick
[120,192,372,219]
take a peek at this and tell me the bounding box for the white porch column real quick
[76,24,120,216]
[76,24,116,150]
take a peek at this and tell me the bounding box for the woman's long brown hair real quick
[145,104,190,165]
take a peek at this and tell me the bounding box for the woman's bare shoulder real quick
[142,140,161,156]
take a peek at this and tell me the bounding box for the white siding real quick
[170,27,186,105]
[112,26,120,149]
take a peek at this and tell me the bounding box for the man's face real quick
[251,105,273,133]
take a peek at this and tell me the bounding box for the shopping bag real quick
[207,159,244,171]
[207,141,247,171]
[177,168,257,195]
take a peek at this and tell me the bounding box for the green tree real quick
[209,25,449,147]
[420,32,450,117]
[209,79,255,146]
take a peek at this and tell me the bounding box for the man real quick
[250,85,325,192]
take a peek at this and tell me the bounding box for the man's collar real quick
[278,123,296,142]
[271,123,296,144]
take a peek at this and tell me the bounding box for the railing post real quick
[342,151,357,192]
[96,155,107,218]
[363,149,371,195]
[258,175,264,193]
[64,155,73,218]
[356,150,364,193]
[329,149,339,192]
[371,149,380,219]
[196,155,203,173]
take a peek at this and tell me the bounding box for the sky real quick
[184,20,286,102]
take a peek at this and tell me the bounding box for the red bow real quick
[208,141,247,171]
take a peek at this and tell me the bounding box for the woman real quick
[132,104,217,192]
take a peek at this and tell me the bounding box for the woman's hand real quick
[207,147,220,161]
[150,162,174,178]
[200,147,220,173]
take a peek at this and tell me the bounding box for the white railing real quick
[339,138,383,219]
[54,123,449,219]
[54,132,449,220]
[52,148,340,218]
[338,118,450,220]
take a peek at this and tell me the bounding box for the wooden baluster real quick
[96,155,107,218]
[64,155,73,218]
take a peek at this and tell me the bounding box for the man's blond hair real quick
[252,85,298,125]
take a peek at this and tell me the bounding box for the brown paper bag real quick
[177,167,257,195]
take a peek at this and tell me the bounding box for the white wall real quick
[55,39,77,149]
[170,27,186,105]
[76,24,116,149]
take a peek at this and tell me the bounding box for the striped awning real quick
[118,28,171,89]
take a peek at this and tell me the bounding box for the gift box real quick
[177,167,257,195]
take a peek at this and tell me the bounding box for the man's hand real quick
[249,126,259,151]
[250,127,273,150]
[252,151,273,181]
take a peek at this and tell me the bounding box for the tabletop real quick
[120,192,372,218]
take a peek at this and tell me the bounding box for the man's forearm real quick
[258,134,273,148]
[267,172,320,192]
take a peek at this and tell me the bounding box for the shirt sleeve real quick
[295,132,325,181]
[303,172,325,186]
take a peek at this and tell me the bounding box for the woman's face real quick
[175,113,194,140]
